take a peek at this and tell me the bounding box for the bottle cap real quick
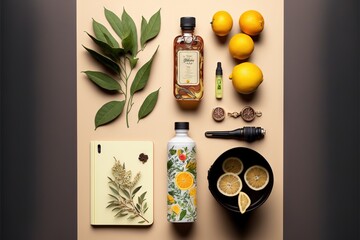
[216,62,223,75]
[175,122,189,130]
[180,17,196,30]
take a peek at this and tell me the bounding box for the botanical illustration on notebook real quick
[91,141,153,226]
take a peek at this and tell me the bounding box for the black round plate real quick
[208,147,274,214]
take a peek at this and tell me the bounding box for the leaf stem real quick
[119,59,127,80]
[129,201,149,223]
[113,184,149,223]
[124,56,135,128]
[125,95,133,128]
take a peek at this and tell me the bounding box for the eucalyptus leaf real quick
[83,46,120,75]
[92,19,119,48]
[121,9,138,56]
[132,186,142,197]
[111,207,121,212]
[104,8,126,39]
[139,191,147,203]
[108,193,119,200]
[130,47,158,95]
[121,188,131,199]
[108,176,115,183]
[95,100,125,129]
[83,71,121,91]
[169,147,176,156]
[167,160,173,170]
[108,179,118,188]
[138,88,160,122]
[140,17,147,40]
[107,202,120,208]
[109,186,120,195]
[128,56,138,69]
[115,212,128,217]
[119,209,127,214]
[84,8,162,129]
[86,32,125,61]
[108,177,117,187]
[179,210,187,220]
[140,9,161,48]
[121,31,135,55]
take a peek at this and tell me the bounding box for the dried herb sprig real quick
[83,8,161,129]
[107,157,149,224]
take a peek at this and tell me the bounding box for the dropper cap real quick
[216,62,223,75]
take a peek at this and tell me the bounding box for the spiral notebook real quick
[90,141,153,226]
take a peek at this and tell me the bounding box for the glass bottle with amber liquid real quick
[173,17,204,108]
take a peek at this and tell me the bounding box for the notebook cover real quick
[90,141,153,226]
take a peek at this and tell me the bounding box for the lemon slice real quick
[217,173,242,197]
[222,157,244,174]
[175,172,194,191]
[244,165,269,191]
[238,191,251,214]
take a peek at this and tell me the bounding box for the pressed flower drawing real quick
[107,157,149,224]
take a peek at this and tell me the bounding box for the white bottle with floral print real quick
[167,122,197,222]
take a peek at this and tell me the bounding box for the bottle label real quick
[216,76,223,98]
[177,50,199,85]
[167,143,197,222]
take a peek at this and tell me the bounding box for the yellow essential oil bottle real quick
[215,62,223,99]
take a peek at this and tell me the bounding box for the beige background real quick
[77,0,283,239]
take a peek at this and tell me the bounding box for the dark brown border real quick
[1,0,359,239]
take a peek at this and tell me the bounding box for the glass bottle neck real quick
[175,129,189,136]
[181,29,194,35]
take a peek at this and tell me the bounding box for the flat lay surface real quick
[77,0,283,239]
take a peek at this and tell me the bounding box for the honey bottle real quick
[173,17,204,109]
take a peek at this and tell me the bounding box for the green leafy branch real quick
[107,158,149,224]
[82,8,161,129]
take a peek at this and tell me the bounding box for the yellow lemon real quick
[229,62,263,94]
[189,187,196,197]
[167,194,175,204]
[211,11,233,36]
[171,204,181,215]
[238,191,251,214]
[228,33,254,60]
[239,10,265,36]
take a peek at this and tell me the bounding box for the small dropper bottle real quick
[215,62,223,99]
